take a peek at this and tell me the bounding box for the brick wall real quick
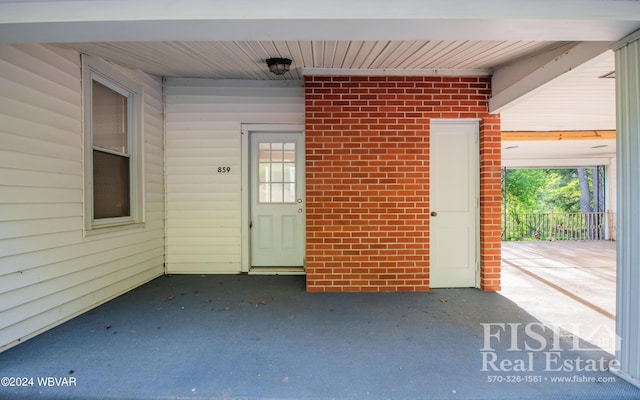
[479,116,503,291]
[305,75,501,292]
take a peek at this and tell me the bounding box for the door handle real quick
[430,211,438,217]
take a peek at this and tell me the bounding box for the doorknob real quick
[430,211,438,217]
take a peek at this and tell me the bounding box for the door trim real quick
[429,118,480,288]
[241,123,305,273]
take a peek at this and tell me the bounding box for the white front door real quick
[249,131,305,268]
[430,120,479,288]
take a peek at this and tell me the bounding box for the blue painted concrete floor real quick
[1,274,639,400]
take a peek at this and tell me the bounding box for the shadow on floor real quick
[500,241,617,355]
[1,275,638,400]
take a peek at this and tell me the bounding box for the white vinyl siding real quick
[165,78,304,273]
[0,44,165,352]
[613,32,640,386]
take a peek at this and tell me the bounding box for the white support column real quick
[613,29,640,387]
[607,157,617,241]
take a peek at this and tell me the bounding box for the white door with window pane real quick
[250,132,305,267]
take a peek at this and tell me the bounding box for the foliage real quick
[503,167,603,242]
[539,169,587,213]
[503,169,546,215]
[503,168,593,214]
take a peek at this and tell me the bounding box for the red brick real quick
[304,75,501,293]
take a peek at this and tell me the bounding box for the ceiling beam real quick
[489,42,613,113]
[0,1,639,44]
[301,68,492,77]
[502,130,616,141]
[2,0,639,23]
[503,158,614,168]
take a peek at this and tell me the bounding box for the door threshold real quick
[248,267,306,275]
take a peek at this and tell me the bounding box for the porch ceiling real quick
[502,138,616,168]
[60,40,562,80]
[500,49,617,168]
[1,0,637,162]
[62,39,618,166]
[60,40,618,166]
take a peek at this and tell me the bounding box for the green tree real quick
[503,167,601,241]
[540,169,581,213]
[577,167,594,213]
[503,169,547,215]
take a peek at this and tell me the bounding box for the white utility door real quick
[250,132,305,267]
[430,120,479,288]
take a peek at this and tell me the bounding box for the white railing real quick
[502,212,615,241]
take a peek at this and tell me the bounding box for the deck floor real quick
[0,241,636,400]
[501,241,616,354]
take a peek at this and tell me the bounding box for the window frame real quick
[257,141,297,204]
[82,55,145,233]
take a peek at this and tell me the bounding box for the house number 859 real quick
[217,167,231,173]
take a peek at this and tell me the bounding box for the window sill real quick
[84,221,146,238]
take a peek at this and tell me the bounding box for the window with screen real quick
[83,55,143,231]
[92,80,131,219]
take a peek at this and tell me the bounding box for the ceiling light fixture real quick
[592,144,608,149]
[505,145,519,150]
[266,57,292,76]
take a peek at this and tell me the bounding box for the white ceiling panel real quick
[1,0,632,166]
[62,39,619,136]
[63,40,560,80]
[502,139,616,168]
[500,50,616,131]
